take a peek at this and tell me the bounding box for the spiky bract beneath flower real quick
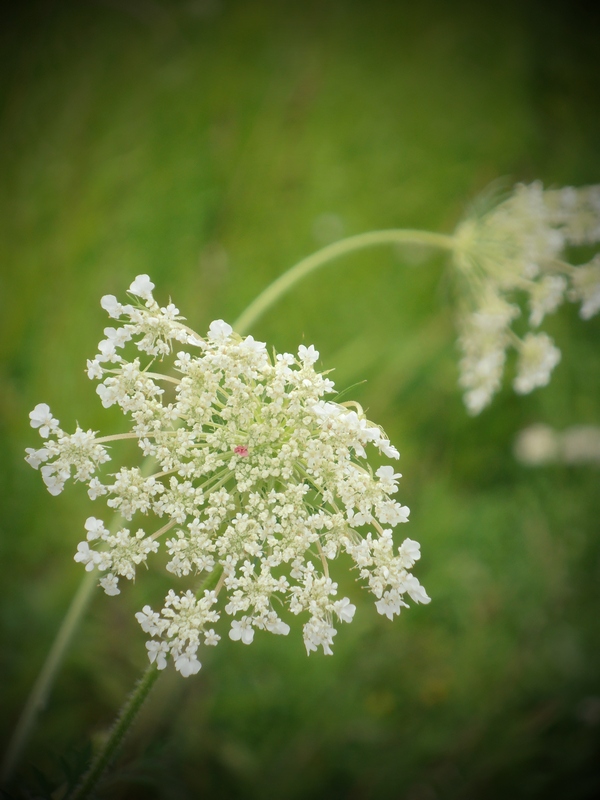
[26,275,429,676]
[453,182,600,414]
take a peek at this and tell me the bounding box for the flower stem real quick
[1,457,157,782]
[1,570,97,783]
[67,664,161,800]
[67,566,224,799]
[233,229,455,335]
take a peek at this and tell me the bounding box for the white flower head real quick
[26,275,428,675]
[453,182,600,412]
[514,423,600,467]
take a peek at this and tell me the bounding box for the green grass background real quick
[1,1,600,797]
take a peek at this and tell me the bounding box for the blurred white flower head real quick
[453,182,600,413]
[514,423,600,466]
[26,276,429,676]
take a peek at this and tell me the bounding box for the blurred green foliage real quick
[1,1,599,797]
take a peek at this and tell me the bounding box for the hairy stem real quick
[67,664,161,800]
[233,229,455,335]
[1,458,156,782]
[68,566,224,800]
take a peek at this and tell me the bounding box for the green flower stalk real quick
[238,183,600,416]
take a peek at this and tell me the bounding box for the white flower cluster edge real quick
[26,275,429,677]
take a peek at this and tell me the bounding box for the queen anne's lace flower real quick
[453,182,600,413]
[26,275,429,676]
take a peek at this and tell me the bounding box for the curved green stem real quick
[233,229,455,335]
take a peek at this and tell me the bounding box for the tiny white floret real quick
[208,319,233,341]
[129,274,155,300]
[24,447,49,469]
[298,344,319,364]
[100,294,124,318]
[229,619,255,645]
[99,574,120,596]
[85,516,107,541]
[146,640,168,670]
[29,403,57,439]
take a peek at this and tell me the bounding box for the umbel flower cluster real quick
[452,182,600,414]
[26,275,429,677]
